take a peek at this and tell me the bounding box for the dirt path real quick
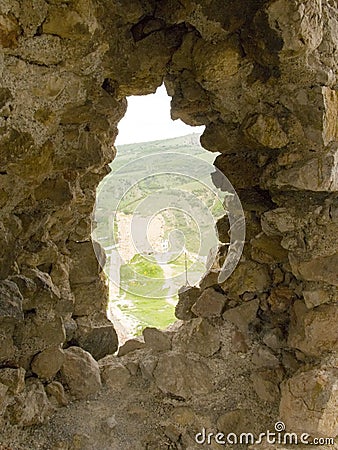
[107,212,169,344]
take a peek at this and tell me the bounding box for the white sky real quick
[115,84,205,145]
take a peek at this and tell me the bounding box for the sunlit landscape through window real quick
[92,85,227,343]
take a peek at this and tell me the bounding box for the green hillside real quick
[93,133,223,336]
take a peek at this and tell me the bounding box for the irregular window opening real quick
[92,84,236,344]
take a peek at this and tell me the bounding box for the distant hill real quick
[96,133,221,236]
[112,133,216,170]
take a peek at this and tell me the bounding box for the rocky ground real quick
[1,303,337,450]
[0,313,280,450]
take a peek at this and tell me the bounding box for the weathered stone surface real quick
[154,353,213,399]
[269,154,338,191]
[280,368,338,436]
[303,288,333,308]
[268,0,324,57]
[15,314,66,368]
[175,286,200,320]
[68,241,103,285]
[217,409,255,435]
[0,323,16,364]
[142,327,172,352]
[267,286,295,313]
[18,268,61,311]
[223,299,260,335]
[194,37,242,81]
[45,381,68,407]
[261,208,295,236]
[0,382,9,416]
[262,328,285,350]
[7,379,54,426]
[170,406,197,427]
[252,345,280,368]
[222,262,271,296]
[100,360,131,390]
[214,152,262,188]
[173,318,221,357]
[60,346,101,399]
[0,280,24,323]
[139,354,159,381]
[251,234,288,264]
[288,300,338,356]
[244,114,289,149]
[0,13,21,48]
[289,253,338,286]
[231,330,249,353]
[251,371,280,403]
[118,338,146,357]
[42,4,97,40]
[322,87,338,145]
[31,347,65,380]
[72,279,107,316]
[0,368,25,394]
[75,320,118,360]
[191,288,227,318]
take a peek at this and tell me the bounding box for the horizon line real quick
[115,131,203,147]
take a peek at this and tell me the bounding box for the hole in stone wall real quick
[92,84,232,344]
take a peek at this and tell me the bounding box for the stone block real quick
[31,347,65,380]
[143,327,172,351]
[60,346,101,399]
[191,288,227,318]
[153,352,213,399]
[280,367,338,436]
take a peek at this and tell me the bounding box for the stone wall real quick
[0,0,337,444]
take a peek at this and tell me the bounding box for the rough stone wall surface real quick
[0,0,337,447]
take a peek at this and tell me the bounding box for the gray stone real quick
[76,323,118,360]
[173,318,221,357]
[0,367,25,394]
[191,288,227,317]
[31,347,65,380]
[45,381,68,406]
[118,338,146,356]
[100,360,131,389]
[251,371,280,403]
[252,345,280,368]
[60,346,101,399]
[288,300,338,356]
[153,352,213,399]
[7,379,54,426]
[143,327,172,352]
[68,241,103,285]
[280,367,338,436]
[0,280,24,323]
[223,299,260,334]
[175,286,200,320]
[262,328,285,350]
[139,354,159,381]
[231,330,248,353]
